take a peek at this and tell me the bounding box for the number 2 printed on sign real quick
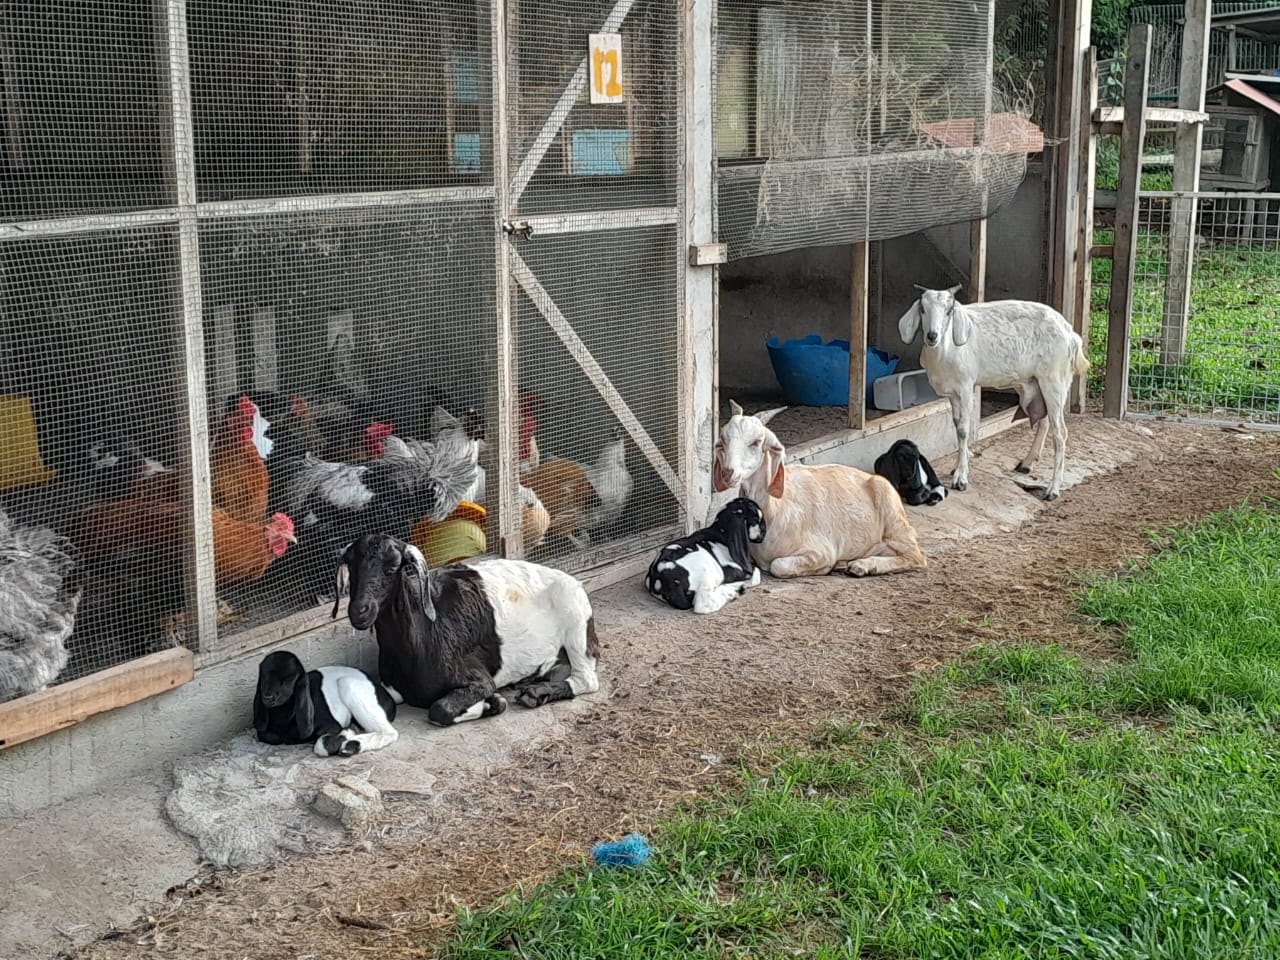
[589,33,625,104]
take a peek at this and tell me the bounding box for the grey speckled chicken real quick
[0,508,80,703]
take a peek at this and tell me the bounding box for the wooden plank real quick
[1092,105,1208,125]
[510,251,681,498]
[1160,0,1210,367]
[251,306,278,394]
[1072,47,1099,413]
[1046,0,1088,330]
[492,0,521,558]
[1090,243,1114,259]
[0,22,22,171]
[0,648,195,751]
[969,218,988,303]
[1104,23,1152,420]
[521,206,679,236]
[158,0,219,650]
[969,214,988,428]
[680,0,716,531]
[848,241,869,431]
[211,304,238,401]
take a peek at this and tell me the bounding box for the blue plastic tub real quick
[766,335,900,407]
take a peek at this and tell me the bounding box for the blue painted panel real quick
[570,129,631,175]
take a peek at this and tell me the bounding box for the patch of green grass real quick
[443,505,1280,960]
[1079,503,1280,714]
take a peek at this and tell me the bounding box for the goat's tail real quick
[1071,338,1091,377]
[584,615,600,659]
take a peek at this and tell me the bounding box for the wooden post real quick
[1070,47,1099,413]
[0,23,21,172]
[155,0,219,651]
[1227,25,1238,73]
[1104,24,1152,420]
[848,241,869,430]
[1046,0,1090,325]
[681,0,717,530]
[492,0,521,558]
[1160,0,1210,366]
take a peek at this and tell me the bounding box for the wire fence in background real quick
[1124,191,1280,426]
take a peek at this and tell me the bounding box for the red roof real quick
[1223,78,1280,118]
[918,113,1045,154]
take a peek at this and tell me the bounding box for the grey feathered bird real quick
[0,508,80,703]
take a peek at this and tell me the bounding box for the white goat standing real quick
[713,402,926,578]
[898,285,1091,501]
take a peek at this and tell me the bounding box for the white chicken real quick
[0,508,80,703]
[580,426,633,534]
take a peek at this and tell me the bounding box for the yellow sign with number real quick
[589,32,625,104]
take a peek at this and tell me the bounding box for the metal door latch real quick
[502,219,534,240]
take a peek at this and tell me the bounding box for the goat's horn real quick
[912,283,930,292]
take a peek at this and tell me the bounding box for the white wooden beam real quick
[159,0,219,650]
[510,251,681,499]
[518,206,678,236]
[681,0,716,531]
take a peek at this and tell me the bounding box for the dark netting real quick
[716,0,1036,259]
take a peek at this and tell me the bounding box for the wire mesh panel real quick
[505,0,683,568]
[507,0,679,215]
[1,1,170,221]
[1124,191,1280,426]
[716,0,1031,259]
[196,203,498,640]
[0,228,194,697]
[514,224,681,566]
[187,0,492,200]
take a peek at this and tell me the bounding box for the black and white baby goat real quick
[253,650,399,757]
[644,497,767,614]
[874,439,948,507]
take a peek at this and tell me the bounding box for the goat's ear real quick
[763,444,785,499]
[401,543,438,622]
[755,406,787,426]
[951,304,972,346]
[729,399,744,418]
[898,300,922,344]
[767,454,785,499]
[330,562,349,620]
[292,670,315,741]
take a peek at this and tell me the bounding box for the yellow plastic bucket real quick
[0,395,56,492]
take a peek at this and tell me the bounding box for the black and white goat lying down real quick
[874,439,948,507]
[253,650,399,757]
[644,497,766,614]
[334,534,599,726]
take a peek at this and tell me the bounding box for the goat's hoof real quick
[1042,490,1060,502]
[1014,463,1032,474]
[846,560,872,578]
[515,682,565,709]
[317,733,345,756]
[485,694,508,717]
[952,480,967,492]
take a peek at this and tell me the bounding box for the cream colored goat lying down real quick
[712,402,927,578]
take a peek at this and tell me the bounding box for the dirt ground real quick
[73,423,1279,960]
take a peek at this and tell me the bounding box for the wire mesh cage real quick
[1124,191,1280,426]
[0,227,195,692]
[1,0,692,708]
[196,203,498,643]
[187,0,493,199]
[505,0,685,567]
